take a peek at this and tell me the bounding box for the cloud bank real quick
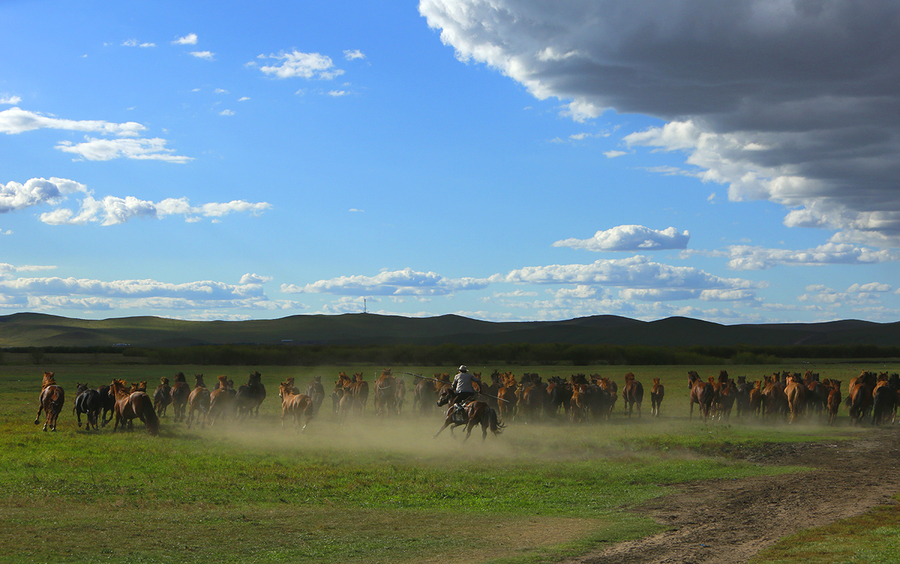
[419,0,900,246]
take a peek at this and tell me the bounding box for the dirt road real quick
[561,428,900,564]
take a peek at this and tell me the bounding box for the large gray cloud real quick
[419,0,900,245]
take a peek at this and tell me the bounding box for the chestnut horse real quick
[279,381,314,432]
[186,374,211,429]
[434,387,504,441]
[109,379,159,435]
[688,371,714,421]
[373,369,398,417]
[34,372,65,432]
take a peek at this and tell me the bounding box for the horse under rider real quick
[451,365,480,407]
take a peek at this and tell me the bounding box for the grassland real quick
[2,362,898,563]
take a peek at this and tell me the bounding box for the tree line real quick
[5,342,897,366]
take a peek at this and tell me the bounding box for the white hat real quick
[459,365,468,372]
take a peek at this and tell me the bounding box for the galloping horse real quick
[207,376,235,425]
[169,372,190,422]
[373,369,398,417]
[97,384,116,427]
[73,382,102,430]
[279,380,314,432]
[154,377,172,417]
[433,387,504,442]
[34,372,65,432]
[688,371,714,421]
[186,374,211,429]
[622,372,644,418]
[305,376,325,416]
[109,378,159,435]
[235,371,267,419]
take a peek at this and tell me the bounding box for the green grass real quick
[2,363,897,563]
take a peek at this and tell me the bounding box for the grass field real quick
[1,362,897,563]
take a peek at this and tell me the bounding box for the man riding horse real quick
[451,365,480,408]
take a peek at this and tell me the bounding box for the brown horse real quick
[784,373,807,423]
[688,371,714,421]
[373,368,397,417]
[622,372,644,418]
[170,372,189,422]
[279,381,314,432]
[207,375,235,425]
[826,379,842,425]
[154,377,172,417]
[433,387,504,441]
[650,378,664,417]
[34,372,65,432]
[186,374,211,429]
[235,371,267,419]
[109,379,159,435]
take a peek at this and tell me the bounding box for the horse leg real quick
[433,418,452,438]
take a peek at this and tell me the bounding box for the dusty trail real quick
[561,428,900,564]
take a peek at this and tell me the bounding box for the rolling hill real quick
[0,312,898,348]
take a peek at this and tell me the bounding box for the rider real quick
[451,365,480,407]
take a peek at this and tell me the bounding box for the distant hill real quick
[0,312,898,348]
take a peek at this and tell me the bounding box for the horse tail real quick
[488,407,504,435]
[143,398,160,436]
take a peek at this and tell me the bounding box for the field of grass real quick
[1,362,897,563]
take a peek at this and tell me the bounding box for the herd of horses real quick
[33,367,900,438]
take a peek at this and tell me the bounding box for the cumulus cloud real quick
[190,51,215,60]
[0,95,21,105]
[503,255,761,292]
[41,194,271,226]
[288,268,490,296]
[258,50,343,80]
[173,33,198,45]
[55,137,192,163]
[720,243,897,270]
[0,107,144,136]
[553,225,690,252]
[0,177,86,213]
[420,0,900,245]
[240,273,272,285]
[122,39,155,48]
[344,49,366,60]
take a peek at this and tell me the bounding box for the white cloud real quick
[0,107,145,136]
[173,33,198,45]
[553,225,690,252]
[292,268,490,296]
[603,150,627,158]
[503,255,761,292]
[327,90,349,97]
[219,109,235,116]
[420,0,900,245]
[258,50,344,80]
[344,49,366,61]
[122,39,155,48]
[721,243,897,270]
[55,137,192,163]
[238,97,250,102]
[0,177,86,213]
[0,95,21,105]
[40,195,271,226]
[240,273,272,285]
[190,51,215,60]
[847,282,892,293]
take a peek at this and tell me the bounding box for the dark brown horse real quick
[235,371,267,419]
[170,372,189,422]
[373,368,398,417]
[622,372,644,418]
[73,382,101,430]
[688,371,714,421]
[207,375,235,425]
[434,387,504,441]
[34,372,65,432]
[153,377,172,417]
[109,378,159,435]
[279,381,314,432]
[650,377,664,417]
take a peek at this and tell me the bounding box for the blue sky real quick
[1,0,899,324]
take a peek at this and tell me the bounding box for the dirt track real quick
[561,428,900,564]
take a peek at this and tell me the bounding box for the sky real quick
[1,0,899,325]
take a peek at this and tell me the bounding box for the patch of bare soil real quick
[561,428,900,564]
